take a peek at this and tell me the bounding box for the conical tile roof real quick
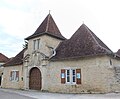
[52,24,113,60]
[25,14,66,40]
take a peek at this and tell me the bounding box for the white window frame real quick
[10,70,19,82]
[72,69,76,84]
[66,69,70,83]
[65,69,76,84]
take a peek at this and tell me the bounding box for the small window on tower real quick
[33,40,36,50]
[33,39,40,50]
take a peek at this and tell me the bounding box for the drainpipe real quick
[50,48,56,58]
[47,46,56,59]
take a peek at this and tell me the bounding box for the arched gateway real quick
[29,67,42,90]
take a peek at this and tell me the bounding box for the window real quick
[72,69,76,83]
[33,40,36,50]
[0,63,3,67]
[66,69,70,83]
[61,69,81,84]
[37,39,40,49]
[66,69,76,84]
[10,71,19,81]
[33,39,40,50]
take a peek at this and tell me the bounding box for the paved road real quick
[1,88,120,99]
[0,90,36,99]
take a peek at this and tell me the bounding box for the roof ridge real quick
[83,24,100,45]
[83,24,112,53]
[45,14,50,32]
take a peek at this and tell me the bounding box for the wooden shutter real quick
[76,69,81,84]
[10,71,12,77]
[10,71,12,81]
[61,69,66,84]
[16,71,19,81]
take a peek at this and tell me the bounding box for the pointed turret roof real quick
[25,14,66,40]
[52,24,113,60]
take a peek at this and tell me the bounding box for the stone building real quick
[0,53,9,86]
[2,14,120,93]
[2,49,25,89]
[24,13,66,90]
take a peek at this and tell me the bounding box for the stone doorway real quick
[29,67,42,90]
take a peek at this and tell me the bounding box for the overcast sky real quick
[0,0,120,58]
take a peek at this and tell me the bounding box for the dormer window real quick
[33,39,40,50]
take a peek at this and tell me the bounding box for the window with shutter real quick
[10,71,12,81]
[61,69,65,84]
[61,68,81,85]
[10,71,19,82]
[76,69,81,84]
[16,71,19,81]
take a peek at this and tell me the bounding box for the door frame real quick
[29,67,42,90]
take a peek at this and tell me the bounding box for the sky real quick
[0,0,120,58]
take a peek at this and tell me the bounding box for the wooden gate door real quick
[29,67,42,90]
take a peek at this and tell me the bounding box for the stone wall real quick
[23,35,62,90]
[23,34,120,93]
[0,63,4,76]
[110,58,120,92]
[23,64,49,90]
[45,56,114,93]
[26,35,62,58]
[2,65,24,89]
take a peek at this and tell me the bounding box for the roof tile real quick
[52,24,113,60]
[3,49,25,66]
[25,14,66,40]
[0,53,9,62]
[115,49,120,58]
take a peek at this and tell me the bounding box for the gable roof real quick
[115,49,120,58]
[0,53,9,63]
[52,24,113,60]
[25,14,66,40]
[3,49,25,66]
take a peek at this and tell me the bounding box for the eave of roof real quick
[51,53,113,61]
[25,32,66,40]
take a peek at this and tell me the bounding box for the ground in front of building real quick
[0,88,120,99]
